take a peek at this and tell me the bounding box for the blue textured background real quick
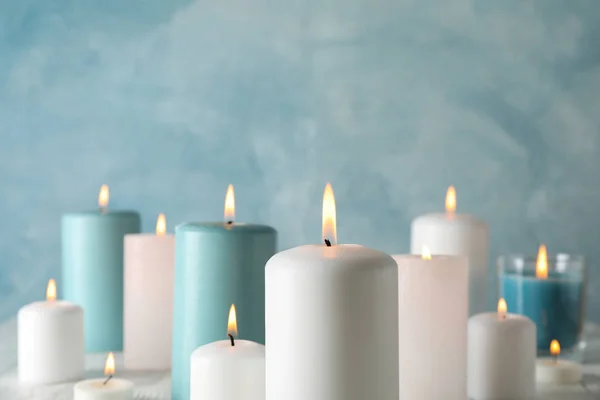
[1,0,599,322]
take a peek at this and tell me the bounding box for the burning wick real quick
[228,333,235,347]
[103,375,113,385]
[324,239,332,247]
[227,221,233,225]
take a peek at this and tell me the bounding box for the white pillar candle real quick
[190,305,265,400]
[410,186,489,316]
[74,353,134,400]
[394,250,468,400]
[123,213,175,370]
[266,184,399,400]
[468,298,537,399]
[536,340,582,385]
[18,279,84,385]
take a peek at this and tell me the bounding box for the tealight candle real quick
[74,353,134,400]
[536,340,582,386]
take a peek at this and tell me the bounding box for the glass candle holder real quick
[497,253,586,354]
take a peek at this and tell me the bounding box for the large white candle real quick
[410,186,489,315]
[190,304,265,400]
[266,184,399,400]
[74,353,134,400]
[18,279,84,384]
[394,249,468,400]
[123,213,175,370]
[468,298,537,399]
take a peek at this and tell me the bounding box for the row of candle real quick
[16,183,586,400]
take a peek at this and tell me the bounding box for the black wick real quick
[227,221,233,225]
[103,375,113,385]
[324,239,332,247]
[228,333,235,346]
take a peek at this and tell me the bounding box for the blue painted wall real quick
[1,0,600,322]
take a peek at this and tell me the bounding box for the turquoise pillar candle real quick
[61,186,141,352]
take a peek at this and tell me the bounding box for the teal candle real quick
[61,188,140,352]
[171,222,276,400]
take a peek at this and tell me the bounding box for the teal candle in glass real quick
[171,185,276,400]
[61,185,141,352]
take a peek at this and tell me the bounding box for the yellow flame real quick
[536,244,548,279]
[445,186,456,213]
[550,339,561,357]
[98,184,109,208]
[227,304,238,337]
[104,352,115,376]
[497,298,507,317]
[46,279,57,302]
[421,245,432,260]
[156,213,166,236]
[322,183,337,245]
[224,184,235,223]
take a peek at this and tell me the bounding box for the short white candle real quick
[394,249,468,400]
[74,353,134,400]
[18,279,84,384]
[536,340,582,385]
[266,184,399,400]
[123,213,175,370]
[468,298,537,399]
[190,305,265,400]
[410,186,489,316]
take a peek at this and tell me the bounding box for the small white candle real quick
[394,248,468,400]
[123,213,175,370]
[18,279,84,384]
[74,353,134,400]
[410,186,490,316]
[536,340,582,385]
[468,298,537,399]
[190,305,265,400]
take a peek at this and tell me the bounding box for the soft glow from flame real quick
[536,244,548,279]
[421,245,432,260]
[46,279,57,301]
[497,298,507,317]
[224,184,235,223]
[322,183,337,245]
[104,352,116,376]
[156,213,166,236]
[227,304,238,337]
[98,184,109,208]
[550,339,561,357]
[445,186,456,213]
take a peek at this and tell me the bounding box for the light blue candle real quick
[61,187,140,352]
[171,220,276,400]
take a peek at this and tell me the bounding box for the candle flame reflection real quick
[227,304,238,337]
[445,186,456,213]
[322,183,337,245]
[46,279,57,302]
[536,244,548,279]
[224,184,235,223]
[104,352,116,376]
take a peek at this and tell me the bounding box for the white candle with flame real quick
[265,183,399,400]
[536,340,582,386]
[74,352,134,400]
[468,299,537,399]
[410,186,490,316]
[123,213,175,370]
[18,279,84,384]
[190,305,265,400]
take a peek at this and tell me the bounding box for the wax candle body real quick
[171,223,276,400]
[18,300,84,384]
[468,312,536,399]
[62,211,141,352]
[536,359,582,385]
[500,274,583,350]
[190,339,264,400]
[411,213,489,316]
[266,245,399,400]
[394,254,468,400]
[74,378,134,400]
[123,233,175,370]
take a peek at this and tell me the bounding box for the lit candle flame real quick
[224,184,235,223]
[497,298,507,318]
[322,183,337,245]
[227,304,238,337]
[550,339,561,357]
[104,352,116,376]
[46,279,57,302]
[156,213,166,236]
[445,186,456,213]
[536,244,548,279]
[421,245,432,260]
[98,184,109,209]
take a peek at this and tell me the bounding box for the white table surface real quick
[2,318,600,399]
